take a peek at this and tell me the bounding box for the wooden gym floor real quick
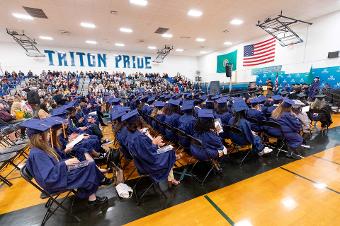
[0,114,339,225]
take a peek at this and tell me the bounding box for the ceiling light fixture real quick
[187,9,203,17]
[80,22,96,29]
[115,43,125,47]
[200,51,207,54]
[176,48,184,52]
[120,27,133,33]
[129,0,148,6]
[12,12,33,20]
[39,36,53,40]
[224,41,233,46]
[162,33,173,38]
[148,46,157,50]
[196,38,205,42]
[85,40,97,44]
[230,18,244,25]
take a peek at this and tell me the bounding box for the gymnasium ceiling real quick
[0,0,339,56]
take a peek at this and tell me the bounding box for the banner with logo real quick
[216,50,237,73]
[312,66,340,89]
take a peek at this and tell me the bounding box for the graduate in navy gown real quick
[228,100,273,156]
[122,110,180,185]
[190,109,227,161]
[178,100,196,136]
[308,77,320,100]
[21,119,111,205]
[246,97,266,132]
[164,99,181,141]
[150,101,166,133]
[214,97,232,126]
[271,98,304,158]
[111,109,132,159]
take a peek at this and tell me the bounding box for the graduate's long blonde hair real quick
[30,131,60,161]
[271,103,291,119]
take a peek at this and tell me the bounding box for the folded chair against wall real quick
[20,164,81,226]
[222,125,253,166]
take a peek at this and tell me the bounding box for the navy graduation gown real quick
[164,113,181,140]
[228,117,264,153]
[190,131,224,161]
[116,127,132,159]
[26,147,104,199]
[276,112,303,148]
[125,130,176,182]
[246,109,266,132]
[178,114,196,135]
[214,112,232,125]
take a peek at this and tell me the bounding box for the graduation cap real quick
[272,95,283,101]
[43,116,65,127]
[211,95,220,100]
[297,93,307,98]
[147,96,155,104]
[315,94,326,99]
[199,95,207,101]
[154,101,165,108]
[168,99,181,106]
[51,106,68,117]
[122,109,139,122]
[205,100,214,109]
[233,100,249,112]
[20,119,52,138]
[108,97,121,105]
[292,100,305,108]
[197,109,214,118]
[111,110,126,121]
[280,91,289,96]
[282,98,294,107]
[257,95,267,103]
[181,100,195,111]
[216,97,228,105]
[249,98,260,105]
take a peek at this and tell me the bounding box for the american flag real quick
[243,37,276,67]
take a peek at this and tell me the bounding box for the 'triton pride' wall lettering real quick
[44,50,152,69]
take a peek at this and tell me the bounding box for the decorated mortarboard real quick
[121,109,139,122]
[168,99,181,106]
[272,95,283,101]
[233,100,249,112]
[154,101,166,108]
[315,94,326,99]
[111,110,126,121]
[20,119,52,138]
[197,109,214,119]
[282,98,294,107]
[181,100,195,111]
[216,97,228,105]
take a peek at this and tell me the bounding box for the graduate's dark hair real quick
[232,110,246,127]
[215,104,227,114]
[194,118,215,133]
[126,116,143,132]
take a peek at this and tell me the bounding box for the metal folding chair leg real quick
[0,174,12,186]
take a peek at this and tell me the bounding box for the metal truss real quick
[256,11,313,47]
[153,45,173,63]
[6,28,45,57]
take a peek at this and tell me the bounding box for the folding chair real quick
[130,155,167,205]
[261,120,288,156]
[0,143,29,186]
[20,164,81,226]
[223,125,253,166]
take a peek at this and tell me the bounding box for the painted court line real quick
[280,167,340,194]
[204,195,235,226]
[312,155,340,165]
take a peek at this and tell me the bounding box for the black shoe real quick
[286,152,302,160]
[100,177,113,186]
[88,196,108,206]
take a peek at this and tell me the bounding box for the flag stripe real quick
[243,59,275,67]
[244,50,275,61]
[244,53,275,64]
[243,37,276,67]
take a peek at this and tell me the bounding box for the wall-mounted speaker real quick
[328,51,339,59]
